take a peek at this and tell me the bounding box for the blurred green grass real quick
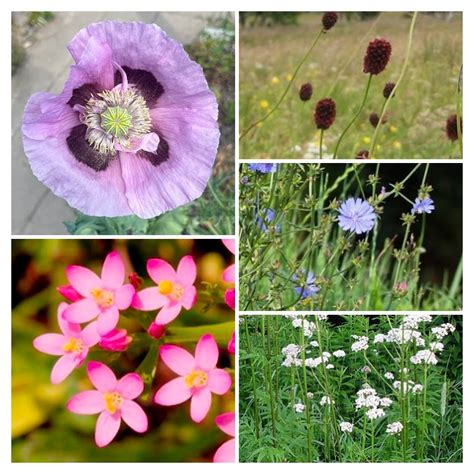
[12,239,235,462]
[239,12,462,159]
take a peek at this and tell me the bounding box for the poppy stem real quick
[369,12,418,159]
[332,74,373,159]
[240,28,324,140]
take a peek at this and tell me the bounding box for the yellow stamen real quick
[91,288,114,308]
[63,337,84,354]
[103,392,123,415]
[158,280,173,295]
[184,370,208,389]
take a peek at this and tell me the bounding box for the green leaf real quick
[165,321,234,345]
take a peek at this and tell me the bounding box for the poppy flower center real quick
[103,391,123,414]
[184,370,208,389]
[158,280,184,300]
[63,337,84,354]
[83,88,152,156]
[91,288,114,308]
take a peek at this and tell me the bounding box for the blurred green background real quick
[12,239,235,462]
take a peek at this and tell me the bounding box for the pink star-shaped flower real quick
[222,239,235,310]
[213,412,235,463]
[67,361,148,447]
[154,334,231,423]
[63,251,135,336]
[132,255,197,325]
[33,302,100,384]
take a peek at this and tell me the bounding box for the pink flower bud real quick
[148,322,166,340]
[56,284,82,302]
[227,331,235,355]
[128,272,143,290]
[99,329,132,352]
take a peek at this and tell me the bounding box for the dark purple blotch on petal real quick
[115,67,164,107]
[67,83,100,108]
[67,125,115,171]
[139,131,170,166]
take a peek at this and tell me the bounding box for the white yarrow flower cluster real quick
[320,395,334,406]
[351,335,369,352]
[431,323,456,340]
[355,386,391,420]
[333,350,346,358]
[281,344,302,367]
[384,372,394,380]
[393,380,423,394]
[402,314,432,329]
[386,421,403,435]
[292,317,317,337]
[410,349,438,365]
[339,421,353,433]
[294,403,305,413]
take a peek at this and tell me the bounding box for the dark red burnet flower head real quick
[369,112,388,128]
[356,150,369,159]
[299,83,313,101]
[383,81,396,99]
[322,12,338,31]
[446,114,462,141]
[314,98,336,130]
[363,38,392,75]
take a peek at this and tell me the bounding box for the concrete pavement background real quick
[12,11,226,234]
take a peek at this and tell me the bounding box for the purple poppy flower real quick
[411,197,435,215]
[248,163,277,173]
[338,197,376,234]
[292,270,319,298]
[22,21,220,218]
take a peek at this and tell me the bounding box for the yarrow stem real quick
[368,12,418,159]
[239,29,325,140]
[332,74,373,159]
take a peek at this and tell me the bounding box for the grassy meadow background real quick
[239,12,462,159]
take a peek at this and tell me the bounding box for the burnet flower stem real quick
[332,74,373,159]
[456,67,463,158]
[319,130,324,160]
[368,12,418,159]
[240,28,325,140]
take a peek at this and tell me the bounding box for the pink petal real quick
[159,345,195,375]
[97,306,119,336]
[224,289,235,310]
[67,390,105,414]
[147,258,176,283]
[154,377,192,406]
[57,302,81,337]
[222,239,235,255]
[195,334,219,371]
[63,299,99,323]
[222,264,235,283]
[66,265,102,297]
[155,301,182,325]
[101,251,125,289]
[116,373,144,400]
[95,411,121,448]
[115,284,135,310]
[176,255,197,286]
[215,412,235,436]
[213,439,235,463]
[207,369,232,395]
[51,354,78,384]
[56,284,82,302]
[181,286,197,310]
[80,321,101,347]
[190,388,212,423]
[87,361,117,392]
[33,333,67,356]
[132,287,168,311]
[120,399,148,433]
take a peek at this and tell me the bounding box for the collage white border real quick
[2,0,471,471]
